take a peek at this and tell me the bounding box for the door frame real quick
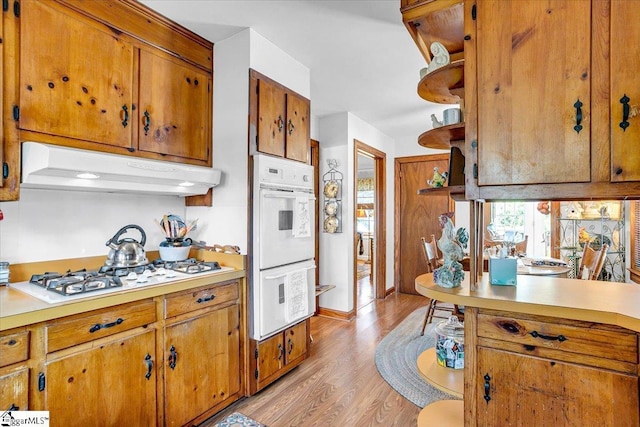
[354,140,386,306]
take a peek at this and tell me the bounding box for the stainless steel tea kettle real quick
[105,225,149,267]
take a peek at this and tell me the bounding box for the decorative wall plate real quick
[323,216,339,233]
[324,200,338,216]
[323,180,339,198]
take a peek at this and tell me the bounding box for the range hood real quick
[21,142,222,196]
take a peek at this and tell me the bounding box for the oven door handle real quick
[264,265,316,280]
[263,193,316,200]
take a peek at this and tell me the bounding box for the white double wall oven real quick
[251,154,316,341]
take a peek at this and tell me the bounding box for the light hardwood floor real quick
[201,293,426,427]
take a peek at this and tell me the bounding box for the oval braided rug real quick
[374,306,461,408]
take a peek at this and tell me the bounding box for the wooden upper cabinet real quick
[476,0,591,186]
[252,70,310,164]
[610,0,640,182]
[19,1,135,149]
[257,78,287,158]
[138,50,211,162]
[285,92,310,163]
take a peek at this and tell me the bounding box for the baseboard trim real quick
[384,287,395,297]
[316,306,355,321]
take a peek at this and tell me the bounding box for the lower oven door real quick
[257,188,315,270]
[252,259,316,341]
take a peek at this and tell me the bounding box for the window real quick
[487,201,551,258]
[631,201,640,284]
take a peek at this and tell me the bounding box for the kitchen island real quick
[0,252,248,427]
[415,273,640,426]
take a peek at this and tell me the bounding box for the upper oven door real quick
[258,188,315,269]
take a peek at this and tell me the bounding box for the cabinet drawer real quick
[165,281,239,318]
[0,331,29,368]
[477,312,638,365]
[46,300,156,353]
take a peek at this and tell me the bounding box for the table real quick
[517,258,571,277]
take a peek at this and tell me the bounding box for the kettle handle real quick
[106,224,147,247]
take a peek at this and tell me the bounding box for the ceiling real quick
[141,0,453,150]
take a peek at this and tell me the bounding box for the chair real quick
[515,235,528,256]
[578,242,609,280]
[419,235,463,336]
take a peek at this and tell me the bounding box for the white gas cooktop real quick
[10,266,235,304]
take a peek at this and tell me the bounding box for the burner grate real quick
[30,269,122,296]
[152,258,220,274]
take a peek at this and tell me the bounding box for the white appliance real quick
[251,154,316,341]
[21,142,222,196]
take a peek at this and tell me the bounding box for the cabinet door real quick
[138,50,211,162]
[45,330,156,427]
[1,9,4,190]
[477,347,639,426]
[0,368,28,411]
[164,304,240,427]
[476,1,591,186]
[610,0,640,182]
[255,333,284,384]
[257,78,287,158]
[284,321,307,364]
[285,92,310,163]
[20,1,134,149]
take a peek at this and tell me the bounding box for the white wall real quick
[318,112,396,313]
[0,189,185,263]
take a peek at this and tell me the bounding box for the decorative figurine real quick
[427,167,448,188]
[433,213,469,288]
[431,114,444,128]
[426,42,450,74]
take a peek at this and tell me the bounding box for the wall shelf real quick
[418,123,465,150]
[418,185,465,201]
[417,59,465,104]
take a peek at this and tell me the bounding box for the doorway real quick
[354,140,386,310]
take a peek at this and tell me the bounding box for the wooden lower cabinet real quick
[44,329,157,426]
[477,348,639,426]
[0,368,29,412]
[467,308,640,426]
[249,319,309,394]
[163,303,241,426]
[1,276,247,425]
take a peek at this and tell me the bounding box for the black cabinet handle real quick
[89,317,123,333]
[7,404,18,411]
[121,105,129,128]
[529,330,567,342]
[143,110,151,136]
[3,0,8,12]
[277,115,284,132]
[168,345,178,370]
[287,338,294,355]
[144,353,153,380]
[573,99,583,134]
[196,294,215,304]
[483,374,491,403]
[288,119,295,136]
[620,94,630,131]
[277,343,284,360]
